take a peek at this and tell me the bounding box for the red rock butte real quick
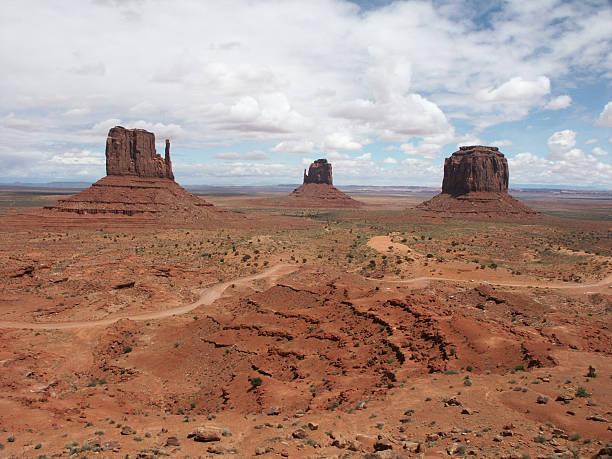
[44,126,229,222]
[417,146,537,217]
[287,159,363,208]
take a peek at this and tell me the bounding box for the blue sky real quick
[0,0,611,188]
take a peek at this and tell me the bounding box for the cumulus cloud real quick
[382,156,398,164]
[547,129,576,159]
[544,95,572,110]
[596,102,612,127]
[1,113,38,132]
[592,146,608,156]
[1,0,611,186]
[476,76,550,102]
[323,132,362,151]
[271,140,315,155]
[49,150,104,165]
[585,138,597,145]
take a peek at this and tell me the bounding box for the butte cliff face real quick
[442,146,508,196]
[303,158,333,185]
[45,126,235,224]
[106,126,174,180]
[417,146,536,218]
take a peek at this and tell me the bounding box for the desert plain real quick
[0,184,610,459]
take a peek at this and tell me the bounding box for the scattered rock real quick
[120,425,135,435]
[165,436,180,447]
[268,406,280,416]
[374,437,393,451]
[307,422,319,431]
[403,441,421,452]
[444,396,462,407]
[207,445,226,454]
[187,426,221,442]
[536,395,548,404]
[447,442,465,455]
[587,414,608,422]
[292,429,307,439]
[255,447,269,455]
[556,387,576,402]
[101,440,121,451]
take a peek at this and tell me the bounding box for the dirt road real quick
[1,263,609,330]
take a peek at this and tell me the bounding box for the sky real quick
[0,0,611,188]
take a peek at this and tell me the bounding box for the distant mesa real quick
[44,126,229,222]
[417,146,537,217]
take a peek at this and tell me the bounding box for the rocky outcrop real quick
[44,126,239,223]
[303,159,333,185]
[106,126,174,180]
[442,146,508,196]
[417,146,537,218]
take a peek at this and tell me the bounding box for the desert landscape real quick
[2,1,611,458]
[0,127,610,459]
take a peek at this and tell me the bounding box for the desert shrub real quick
[587,365,596,378]
[250,377,263,388]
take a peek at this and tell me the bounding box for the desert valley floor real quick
[0,187,610,458]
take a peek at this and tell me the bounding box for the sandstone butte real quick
[44,126,230,222]
[417,145,538,218]
[286,159,363,208]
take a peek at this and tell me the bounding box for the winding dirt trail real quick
[1,263,610,331]
[369,274,612,290]
[0,263,298,330]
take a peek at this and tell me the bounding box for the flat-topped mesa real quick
[303,158,333,185]
[442,145,508,196]
[106,126,174,180]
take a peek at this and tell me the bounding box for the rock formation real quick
[105,126,174,180]
[285,159,362,208]
[45,126,234,224]
[442,146,507,195]
[417,146,537,218]
[303,159,333,185]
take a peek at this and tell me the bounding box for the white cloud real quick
[49,149,104,165]
[585,138,597,145]
[476,76,550,102]
[1,0,611,187]
[244,150,269,160]
[271,140,315,155]
[596,101,612,127]
[1,113,37,132]
[63,108,90,117]
[214,152,241,160]
[592,146,608,156]
[214,150,270,161]
[90,118,122,135]
[323,132,362,151]
[382,156,397,164]
[490,139,513,147]
[544,95,572,110]
[547,129,576,159]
